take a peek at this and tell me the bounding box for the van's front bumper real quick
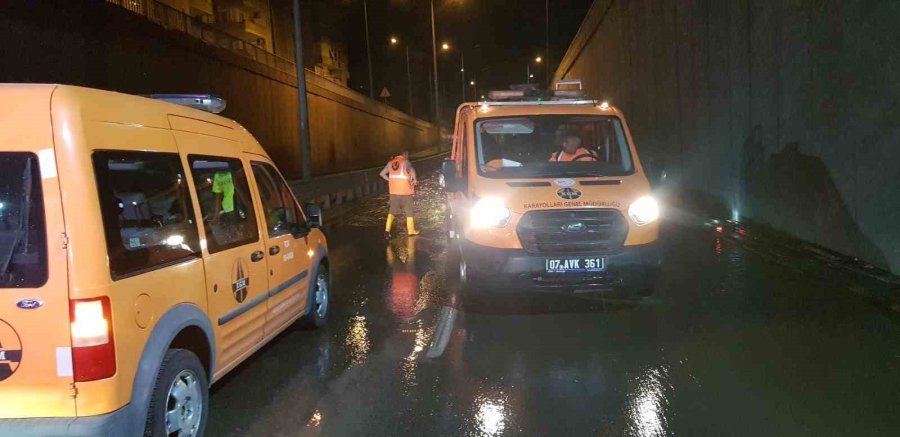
[0,405,132,437]
[461,239,661,291]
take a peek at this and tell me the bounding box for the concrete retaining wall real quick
[555,0,900,274]
[289,151,448,211]
[0,0,437,178]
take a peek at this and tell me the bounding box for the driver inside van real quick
[549,135,597,162]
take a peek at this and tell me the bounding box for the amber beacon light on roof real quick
[143,93,227,114]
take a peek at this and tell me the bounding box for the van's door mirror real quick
[441,160,462,192]
[644,157,666,188]
[306,204,323,228]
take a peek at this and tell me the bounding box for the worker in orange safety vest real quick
[380,151,420,237]
[549,135,598,162]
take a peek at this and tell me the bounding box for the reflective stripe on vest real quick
[388,157,414,195]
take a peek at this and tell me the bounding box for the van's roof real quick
[0,84,265,156]
[458,100,625,118]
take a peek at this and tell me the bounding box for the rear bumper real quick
[0,405,132,437]
[461,239,661,290]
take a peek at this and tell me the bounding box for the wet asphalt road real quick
[208,173,900,436]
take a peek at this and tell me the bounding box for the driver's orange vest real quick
[388,156,414,195]
[551,147,595,162]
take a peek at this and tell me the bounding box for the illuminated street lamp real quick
[389,36,414,116]
[431,0,468,131]
[527,55,543,85]
[441,42,466,103]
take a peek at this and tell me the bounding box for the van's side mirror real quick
[441,160,463,192]
[644,157,667,188]
[306,204,323,228]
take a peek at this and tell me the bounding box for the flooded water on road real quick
[208,172,900,436]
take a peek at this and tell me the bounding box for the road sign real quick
[380,87,392,98]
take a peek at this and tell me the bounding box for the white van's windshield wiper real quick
[0,233,22,278]
[0,158,33,282]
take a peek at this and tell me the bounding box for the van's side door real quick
[174,131,268,373]
[246,156,312,336]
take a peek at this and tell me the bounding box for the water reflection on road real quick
[208,172,900,436]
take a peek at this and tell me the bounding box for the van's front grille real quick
[517,209,628,254]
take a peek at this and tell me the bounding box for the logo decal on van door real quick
[0,319,23,382]
[232,259,250,303]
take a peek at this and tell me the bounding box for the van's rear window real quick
[0,152,48,288]
[93,151,201,280]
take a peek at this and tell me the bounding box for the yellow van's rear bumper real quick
[0,405,131,436]
[461,239,662,291]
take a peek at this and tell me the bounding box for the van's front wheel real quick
[145,349,208,437]
[301,267,330,328]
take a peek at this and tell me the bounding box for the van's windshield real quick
[475,115,634,178]
[0,152,47,288]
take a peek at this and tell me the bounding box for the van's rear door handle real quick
[250,251,265,262]
[269,246,281,255]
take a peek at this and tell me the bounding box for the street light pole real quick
[430,0,440,127]
[545,0,550,87]
[460,51,465,102]
[363,0,374,99]
[406,45,413,116]
[291,0,312,180]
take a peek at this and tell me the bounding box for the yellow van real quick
[0,85,330,435]
[442,83,660,292]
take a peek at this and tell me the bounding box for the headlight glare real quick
[628,196,659,226]
[470,196,510,229]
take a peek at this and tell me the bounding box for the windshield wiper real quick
[0,233,22,279]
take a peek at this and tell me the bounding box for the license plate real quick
[545,257,606,273]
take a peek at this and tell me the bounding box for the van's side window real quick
[188,156,259,253]
[92,151,200,279]
[251,162,306,237]
[0,152,48,288]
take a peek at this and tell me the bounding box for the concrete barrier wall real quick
[0,0,436,178]
[289,151,448,212]
[555,0,900,274]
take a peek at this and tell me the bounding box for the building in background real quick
[269,0,350,86]
[214,0,273,51]
[156,0,215,22]
[303,1,350,86]
[109,0,349,87]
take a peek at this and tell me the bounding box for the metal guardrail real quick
[106,0,297,76]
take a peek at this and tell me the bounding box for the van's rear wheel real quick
[145,349,208,437]
[301,267,330,328]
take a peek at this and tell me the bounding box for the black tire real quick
[301,266,330,329]
[144,349,209,437]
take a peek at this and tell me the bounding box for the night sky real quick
[339,0,594,121]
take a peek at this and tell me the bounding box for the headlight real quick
[470,196,510,229]
[628,196,659,226]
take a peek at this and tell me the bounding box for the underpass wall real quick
[0,0,436,178]
[555,0,900,274]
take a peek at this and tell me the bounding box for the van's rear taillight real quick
[70,297,116,381]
